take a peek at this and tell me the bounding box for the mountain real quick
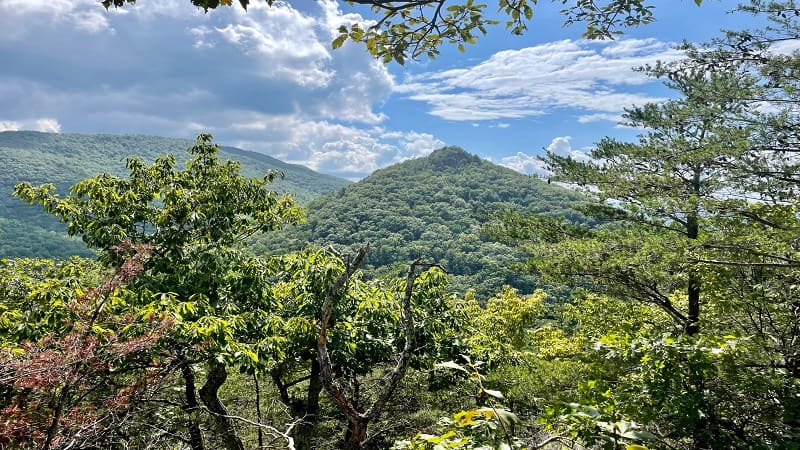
[0,131,350,259]
[253,146,587,299]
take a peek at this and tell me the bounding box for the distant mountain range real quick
[0,131,350,258]
[254,146,587,299]
[2,132,586,299]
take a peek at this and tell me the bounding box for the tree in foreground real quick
[0,255,177,450]
[11,134,303,449]
[3,134,467,449]
[488,45,800,446]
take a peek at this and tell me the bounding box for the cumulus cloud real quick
[0,121,22,132]
[0,0,114,38]
[0,0,403,177]
[199,3,334,88]
[179,107,442,179]
[227,116,445,179]
[500,152,549,177]
[34,118,62,132]
[546,135,592,162]
[0,118,61,132]
[499,136,592,177]
[398,38,684,122]
[400,131,445,158]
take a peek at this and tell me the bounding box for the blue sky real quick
[0,0,758,179]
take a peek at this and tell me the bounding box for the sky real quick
[0,0,759,180]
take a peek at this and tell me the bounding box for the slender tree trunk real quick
[685,195,701,337]
[199,362,245,450]
[294,359,324,450]
[41,384,69,450]
[254,373,264,450]
[686,270,701,336]
[686,166,709,447]
[179,360,205,450]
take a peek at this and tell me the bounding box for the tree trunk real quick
[254,374,264,450]
[179,360,205,450]
[294,359,324,450]
[199,362,245,450]
[686,270,701,336]
[686,170,708,446]
[343,417,369,450]
[685,196,701,336]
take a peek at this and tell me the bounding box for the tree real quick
[504,68,758,336]
[488,53,800,446]
[101,0,702,64]
[0,254,179,450]
[13,134,304,450]
[265,246,460,449]
[309,244,455,449]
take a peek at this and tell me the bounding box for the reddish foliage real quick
[0,242,174,450]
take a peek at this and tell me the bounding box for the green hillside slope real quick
[254,146,586,299]
[0,131,350,258]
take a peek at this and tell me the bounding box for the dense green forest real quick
[3,2,800,450]
[0,131,350,258]
[255,146,586,298]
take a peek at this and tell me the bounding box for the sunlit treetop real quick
[101,0,703,64]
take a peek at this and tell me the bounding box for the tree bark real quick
[343,417,369,450]
[199,362,245,450]
[316,246,437,450]
[254,373,264,450]
[685,169,701,337]
[686,166,709,448]
[179,359,205,450]
[294,359,324,450]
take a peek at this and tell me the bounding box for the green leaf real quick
[332,35,346,50]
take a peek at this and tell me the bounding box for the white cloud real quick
[34,118,62,132]
[400,131,445,158]
[0,121,22,132]
[0,117,61,132]
[769,39,800,55]
[399,38,684,122]
[546,135,592,162]
[499,136,592,177]
[225,115,445,179]
[206,3,334,88]
[577,113,624,123]
[0,0,113,38]
[0,0,401,178]
[500,152,549,177]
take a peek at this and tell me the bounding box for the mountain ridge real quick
[254,145,586,298]
[0,131,350,258]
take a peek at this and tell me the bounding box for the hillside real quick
[254,146,587,299]
[0,131,350,259]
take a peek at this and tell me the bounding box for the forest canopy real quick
[4,1,800,449]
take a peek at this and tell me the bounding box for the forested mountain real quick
[2,132,586,298]
[0,131,350,259]
[254,146,586,298]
